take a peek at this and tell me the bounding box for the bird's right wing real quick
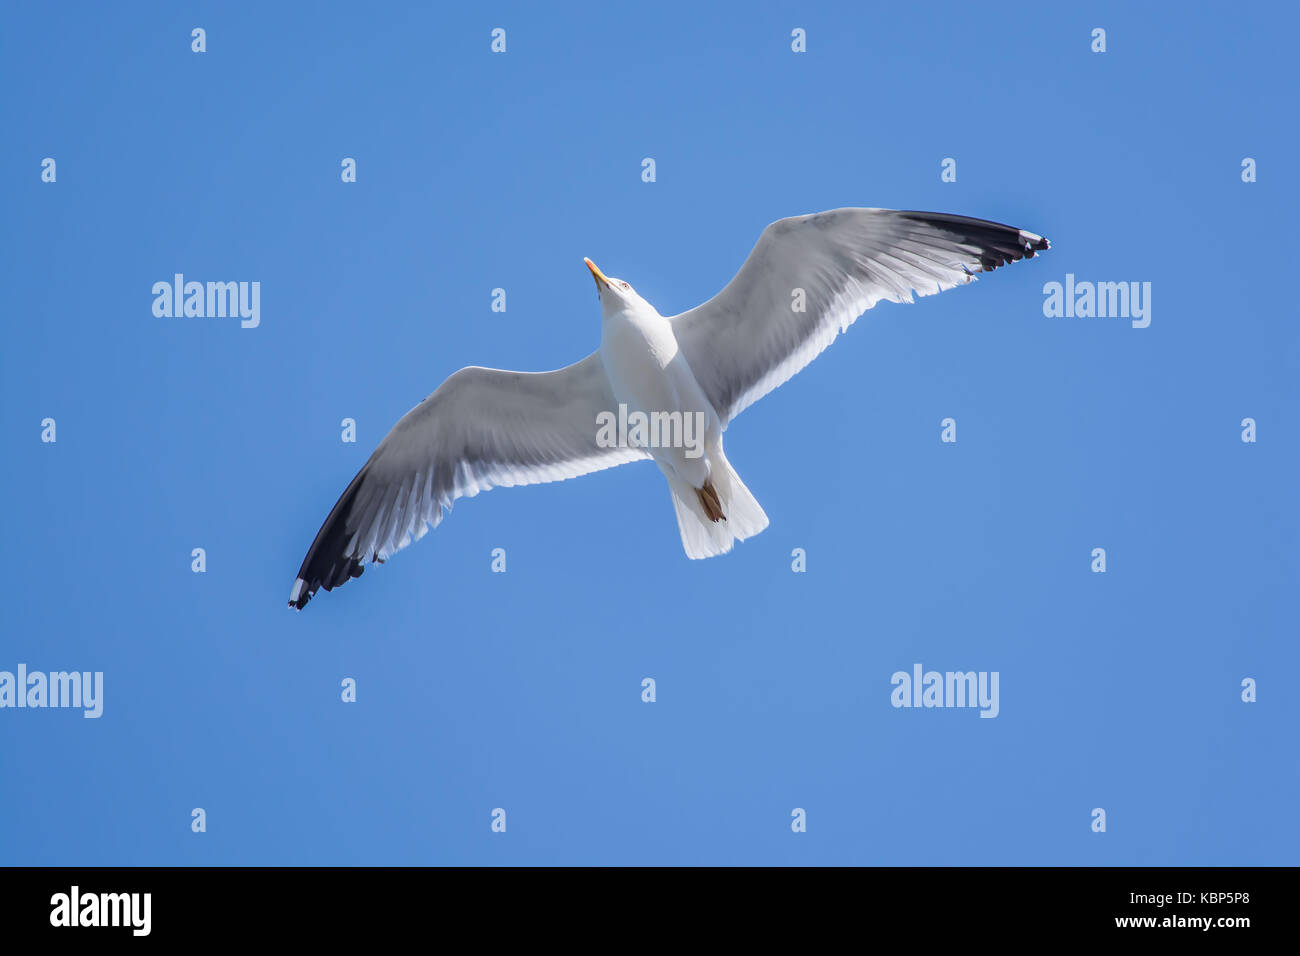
[289,352,647,609]
[671,208,1049,425]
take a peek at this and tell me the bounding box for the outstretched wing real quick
[672,208,1049,424]
[289,352,645,609]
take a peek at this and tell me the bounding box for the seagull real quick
[289,208,1049,609]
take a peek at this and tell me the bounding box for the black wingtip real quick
[288,465,372,611]
[1023,233,1050,257]
[289,577,315,611]
[896,210,1050,273]
[288,557,365,611]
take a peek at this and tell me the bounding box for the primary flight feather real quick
[289,208,1049,609]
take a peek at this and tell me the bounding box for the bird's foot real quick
[697,481,726,522]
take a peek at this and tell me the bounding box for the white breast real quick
[599,303,720,484]
[602,304,723,416]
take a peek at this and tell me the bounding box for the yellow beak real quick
[584,257,610,291]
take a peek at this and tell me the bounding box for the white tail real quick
[666,443,769,559]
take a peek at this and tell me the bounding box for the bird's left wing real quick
[289,352,646,609]
[671,208,1049,425]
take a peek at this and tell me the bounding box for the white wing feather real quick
[289,352,645,608]
[672,208,1049,424]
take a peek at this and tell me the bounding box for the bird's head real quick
[585,257,643,316]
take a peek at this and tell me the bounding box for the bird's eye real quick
[621,282,630,290]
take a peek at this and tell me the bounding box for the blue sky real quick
[2,1,1295,865]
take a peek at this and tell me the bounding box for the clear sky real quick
[2,1,1295,865]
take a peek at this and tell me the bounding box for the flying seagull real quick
[289,208,1049,609]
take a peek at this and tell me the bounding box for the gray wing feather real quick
[672,208,1049,424]
[289,352,645,609]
